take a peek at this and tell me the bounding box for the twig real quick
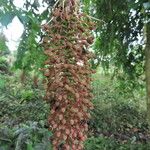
[53,0,61,9]
[87,15,106,24]
[45,17,54,25]
[45,0,63,25]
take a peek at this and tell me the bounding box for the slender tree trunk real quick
[145,22,150,125]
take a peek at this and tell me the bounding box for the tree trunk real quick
[145,22,150,125]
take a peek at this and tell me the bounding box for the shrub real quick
[84,136,150,150]
[0,122,52,150]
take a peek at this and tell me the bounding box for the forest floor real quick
[0,72,150,150]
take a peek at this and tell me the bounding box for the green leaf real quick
[0,12,15,26]
[143,2,150,10]
[0,78,6,89]
[27,142,34,150]
[17,14,29,25]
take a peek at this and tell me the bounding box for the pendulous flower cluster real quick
[42,6,95,150]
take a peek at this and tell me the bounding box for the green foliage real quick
[0,94,49,125]
[0,122,52,150]
[0,32,10,75]
[0,72,51,150]
[92,72,146,107]
[0,60,9,74]
[0,33,9,52]
[0,73,49,124]
[89,73,149,146]
[83,0,149,83]
[90,101,148,135]
[0,74,6,90]
[0,0,54,73]
[0,0,15,27]
[21,90,35,101]
[85,136,150,150]
[0,71,149,149]
[0,11,15,27]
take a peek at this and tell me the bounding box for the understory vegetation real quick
[0,70,149,150]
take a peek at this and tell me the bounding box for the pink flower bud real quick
[52,140,57,145]
[59,114,63,120]
[62,119,66,124]
[61,107,66,112]
[70,119,74,125]
[63,135,67,140]
[56,131,61,137]
[53,124,57,129]
[65,129,70,135]
[64,144,70,150]
[51,109,55,114]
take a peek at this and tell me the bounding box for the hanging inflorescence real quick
[42,3,95,150]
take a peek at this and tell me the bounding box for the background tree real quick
[0,0,56,73]
[83,0,150,123]
[0,31,10,74]
[145,17,150,124]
